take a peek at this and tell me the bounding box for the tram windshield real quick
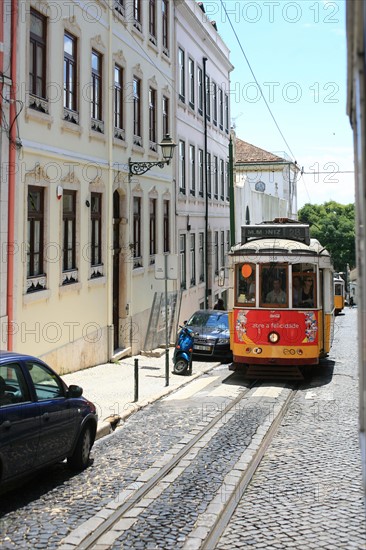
[235,262,317,308]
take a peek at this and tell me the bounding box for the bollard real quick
[134,358,139,402]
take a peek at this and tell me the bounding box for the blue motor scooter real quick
[173,325,194,375]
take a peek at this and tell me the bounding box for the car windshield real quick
[186,312,228,330]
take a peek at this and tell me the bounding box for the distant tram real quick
[334,273,346,315]
[228,220,334,373]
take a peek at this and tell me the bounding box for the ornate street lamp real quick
[128,134,176,176]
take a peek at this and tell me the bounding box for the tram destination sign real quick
[241,224,310,245]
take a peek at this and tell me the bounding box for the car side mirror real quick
[68,385,83,398]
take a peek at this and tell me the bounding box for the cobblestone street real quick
[0,309,365,549]
[217,308,366,549]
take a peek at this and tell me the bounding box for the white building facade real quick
[2,0,177,372]
[233,137,299,244]
[174,0,233,319]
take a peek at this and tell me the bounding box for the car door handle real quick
[42,412,50,421]
[1,420,11,429]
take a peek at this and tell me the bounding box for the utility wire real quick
[219,0,297,162]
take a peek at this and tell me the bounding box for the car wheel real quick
[67,424,93,471]
[173,358,189,374]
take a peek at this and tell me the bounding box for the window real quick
[133,76,142,144]
[0,364,30,406]
[207,152,212,198]
[29,9,47,100]
[133,197,142,268]
[149,0,156,42]
[205,75,211,121]
[212,83,217,126]
[219,88,224,130]
[214,231,219,274]
[115,0,125,16]
[226,230,230,252]
[214,156,219,199]
[178,48,185,102]
[236,263,256,306]
[180,234,186,289]
[162,95,169,136]
[149,87,157,149]
[91,50,102,122]
[133,0,142,31]
[179,140,186,194]
[149,198,157,261]
[198,149,204,197]
[226,161,230,200]
[221,231,225,270]
[162,0,169,54]
[62,190,77,280]
[27,186,45,288]
[114,64,124,138]
[189,58,195,109]
[163,200,170,253]
[26,362,64,400]
[64,32,77,117]
[225,93,229,133]
[189,145,195,196]
[190,233,196,286]
[220,159,225,200]
[260,265,288,308]
[199,232,205,282]
[197,67,203,115]
[292,265,316,308]
[91,193,102,268]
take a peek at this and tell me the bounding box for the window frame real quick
[179,140,186,194]
[91,192,102,268]
[114,64,124,132]
[91,50,103,122]
[178,47,185,102]
[29,8,47,99]
[149,87,157,148]
[133,76,142,141]
[162,95,169,136]
[64,31,77,113]
[190,233,196,286]
[163,199,170,253]
[149,198,157,261]
[180,234,186,290]
[27,186,45,281]
[162,0,169,54]
[62,190,77,276]
[133,196,142,268]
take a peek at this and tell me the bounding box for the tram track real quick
[66,380,298,550]
[201,384,298,550]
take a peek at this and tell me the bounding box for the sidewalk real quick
[62,349,221,439]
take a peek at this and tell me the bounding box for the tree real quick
[298,201,356,272]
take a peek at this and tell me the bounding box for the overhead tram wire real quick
[219,0,297,162]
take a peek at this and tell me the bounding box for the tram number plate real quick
[195,344,211,351]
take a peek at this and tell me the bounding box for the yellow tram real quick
[333,273,346,315]
[228,220,334,371]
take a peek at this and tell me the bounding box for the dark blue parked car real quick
[0,351,98,489]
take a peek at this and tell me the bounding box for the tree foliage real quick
[298,201,356,271]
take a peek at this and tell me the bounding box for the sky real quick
[203,0,354,208]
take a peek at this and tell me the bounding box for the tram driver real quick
[265,278,287,304]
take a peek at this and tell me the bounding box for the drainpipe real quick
[203,57,208,309]
[107,5,113,357]
[7,0,18,350]
[229,135,235,246]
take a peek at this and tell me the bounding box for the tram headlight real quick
[268,332,280,344]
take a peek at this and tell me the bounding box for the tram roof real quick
[230,238,331,257]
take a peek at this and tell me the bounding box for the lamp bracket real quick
[129,159,168,176]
